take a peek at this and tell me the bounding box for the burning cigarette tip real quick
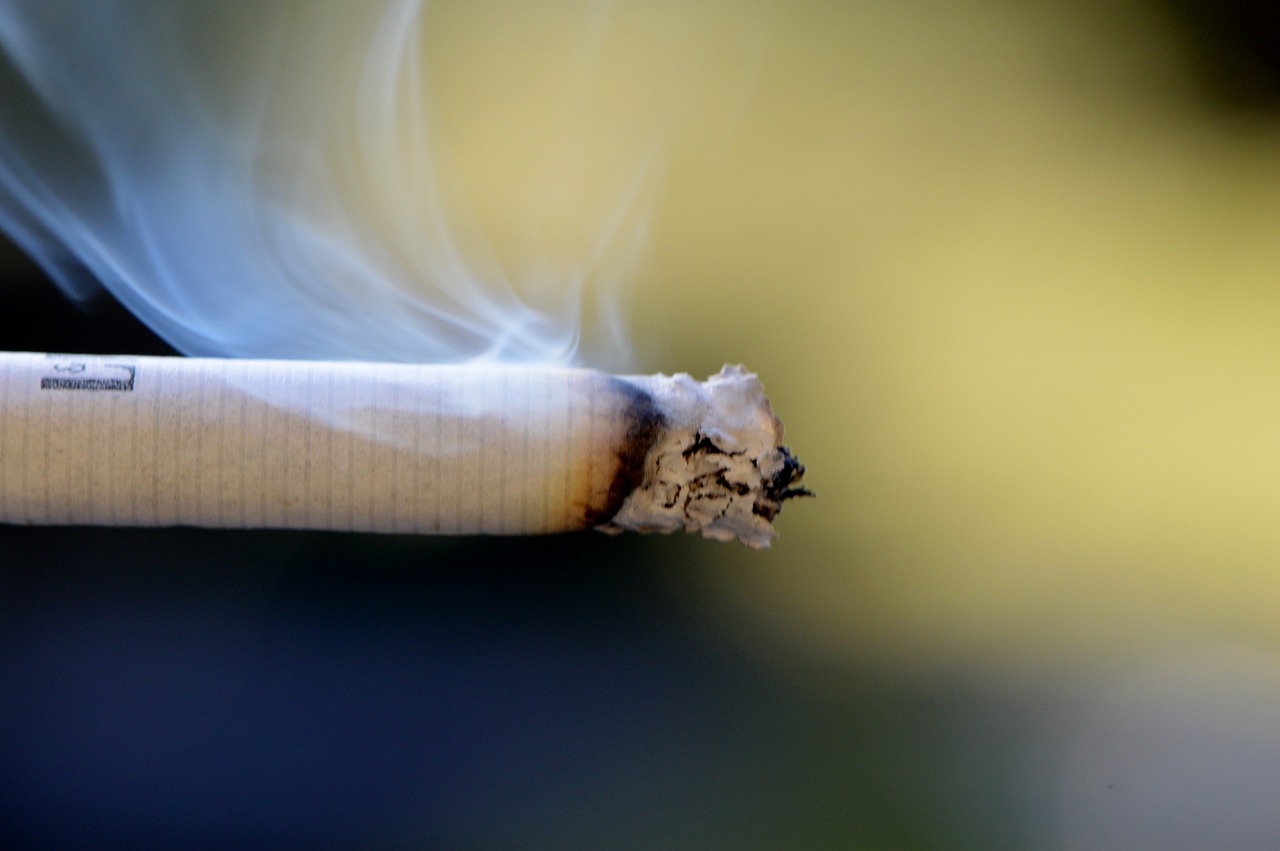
[758,445,814,519]
[599,364,810,549]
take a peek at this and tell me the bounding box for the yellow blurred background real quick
[394,0,1280,677]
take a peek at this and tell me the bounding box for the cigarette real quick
[0,353,806,547]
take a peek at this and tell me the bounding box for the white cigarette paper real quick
[0,353,805,547]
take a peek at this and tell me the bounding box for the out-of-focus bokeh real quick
[5,0,1280,847]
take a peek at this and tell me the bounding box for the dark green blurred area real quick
[5,0,1280,847]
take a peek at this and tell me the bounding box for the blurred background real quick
[5,0,1280,847]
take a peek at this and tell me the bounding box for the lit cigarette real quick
[0,353,806,547]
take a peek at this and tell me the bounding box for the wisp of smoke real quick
[0,0,687,366]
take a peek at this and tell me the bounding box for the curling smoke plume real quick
[0,0,729,366]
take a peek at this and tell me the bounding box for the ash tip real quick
[599,365,809,548]
[754,444,813,521]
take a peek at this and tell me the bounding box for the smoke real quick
[0,0,736,366]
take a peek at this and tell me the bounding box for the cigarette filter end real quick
[598,365,809,548]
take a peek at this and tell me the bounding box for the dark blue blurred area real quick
[0,529,796,847]
[0,524,1023,850]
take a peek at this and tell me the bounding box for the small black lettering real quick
[40,363,136,392]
